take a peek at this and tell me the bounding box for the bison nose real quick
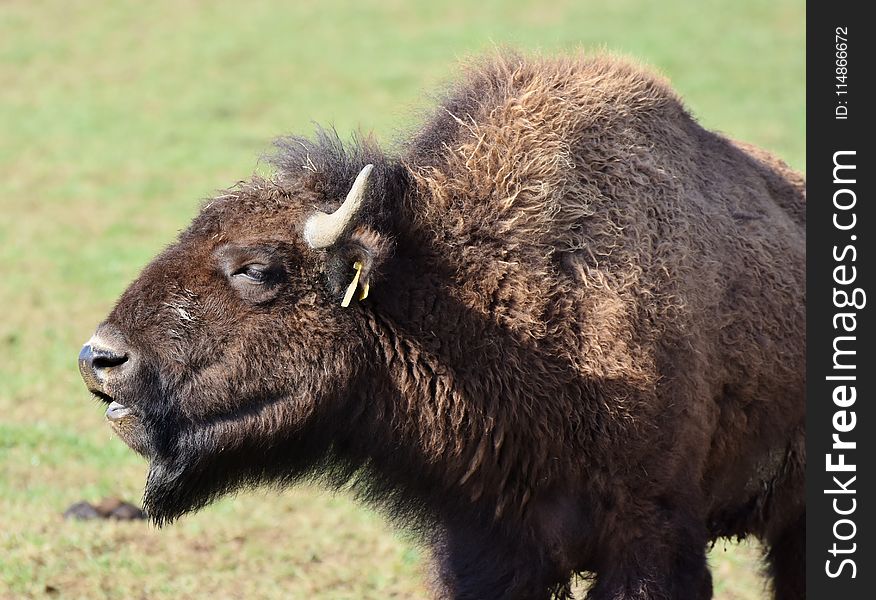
[78,338,129,392]
[79,344,128,370]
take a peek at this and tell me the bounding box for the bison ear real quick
[303,163,397,306]
[323,227,393,307]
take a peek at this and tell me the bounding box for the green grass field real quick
[1,1,803,598]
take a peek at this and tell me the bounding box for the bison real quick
[78,53,805,600]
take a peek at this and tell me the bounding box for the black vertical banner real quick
[807,2,874,598]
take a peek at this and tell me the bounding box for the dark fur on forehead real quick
[268,127,409,229]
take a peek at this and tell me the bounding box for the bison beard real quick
[79,52,805,600]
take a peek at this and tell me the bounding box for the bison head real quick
[78,135,404,524]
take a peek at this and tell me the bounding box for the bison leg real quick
[586,505,712,600]
[765,512,805,600]
[430,523,568,600]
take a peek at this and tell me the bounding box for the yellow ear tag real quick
[341,261,364,308]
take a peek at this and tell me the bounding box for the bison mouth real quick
[92,392,152,457]
[106,399,132,422]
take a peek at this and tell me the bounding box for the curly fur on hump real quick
[404,52,803,383]
[96,51,805,600]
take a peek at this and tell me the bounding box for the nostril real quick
[79,330,132,391]
[91,349,128,370]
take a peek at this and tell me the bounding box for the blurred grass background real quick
[1,0,803,598]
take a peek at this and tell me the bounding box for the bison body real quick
[79,54,805,599]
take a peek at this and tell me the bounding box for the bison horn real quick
[304,164,374,249]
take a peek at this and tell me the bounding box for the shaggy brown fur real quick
[79,52,805,600]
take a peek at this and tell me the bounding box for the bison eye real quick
[216,245,286,304]
[235,265,267,284]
